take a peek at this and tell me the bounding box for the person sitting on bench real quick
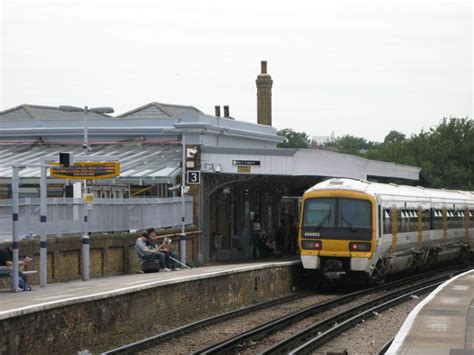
[135,232,169,272]
[0,243,32,290]
[147,228,177,271]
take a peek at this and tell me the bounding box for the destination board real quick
[50,162,120,180]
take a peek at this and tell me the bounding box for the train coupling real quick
[324,271,346,280]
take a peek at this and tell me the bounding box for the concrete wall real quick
[0,229,200,287]
[0,263,302,354]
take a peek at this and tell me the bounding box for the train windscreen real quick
[302,198,372,240]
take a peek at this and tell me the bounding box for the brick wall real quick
[0,229,199,287]
[0,263,303,354]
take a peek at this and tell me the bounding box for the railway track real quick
[194,267,468,354]
[101,289,314,354]
[262,279,440,354]
[101,266,468,354]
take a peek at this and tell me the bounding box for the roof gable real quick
[117,102,202,119]
[0,105,34,121]
[0,104,110,120]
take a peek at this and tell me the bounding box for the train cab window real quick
[339,199,372,229]
[303,198,337,227]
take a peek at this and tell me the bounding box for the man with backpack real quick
[147,228,177,271]
[135,232,169,272]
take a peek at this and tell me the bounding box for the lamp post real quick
[180,132,187,264]
[58,105,114,280]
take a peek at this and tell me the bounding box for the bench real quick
[0,269,37,291]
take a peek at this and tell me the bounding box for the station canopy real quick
[0,143,182,184]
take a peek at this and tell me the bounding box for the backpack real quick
[142,261,161,273]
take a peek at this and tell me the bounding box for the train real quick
[298,178,474,282]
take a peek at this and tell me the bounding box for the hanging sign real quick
[50,162,120,180]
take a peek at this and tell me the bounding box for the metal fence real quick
[0,197,193,241]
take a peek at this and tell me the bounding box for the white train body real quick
[299,178,474,281]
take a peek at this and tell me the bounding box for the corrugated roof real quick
[0,143,182,183]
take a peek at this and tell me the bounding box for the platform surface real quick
[388,269,474,355]
[0,259,299,321]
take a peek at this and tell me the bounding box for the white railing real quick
[0,197,193,241]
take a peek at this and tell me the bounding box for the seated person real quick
[0,243,32,290]
[147,228,178,270]
[256,233,274,259]
[135,232,169,272]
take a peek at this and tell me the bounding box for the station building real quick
[0,62,421,262]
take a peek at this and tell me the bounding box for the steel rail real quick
[262,271,461,354]
[193,267,461,355]
[378,336,395,354]
[100,290,312,354]
[285,282,442,355]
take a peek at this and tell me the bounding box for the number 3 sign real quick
[186,171,201,184]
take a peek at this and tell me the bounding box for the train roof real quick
[305,178,474,205]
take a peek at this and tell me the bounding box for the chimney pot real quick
[214,106,221,117]
[223,105,230,118]
[261,61,267,74]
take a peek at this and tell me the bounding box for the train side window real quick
[399,209,408,233]
[410,210,418,232]
[433,209,443,230]
[383,208,391,234]
[423,209,430,231]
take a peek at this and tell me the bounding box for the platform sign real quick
[50,162,120,180]
[186,170,201,184]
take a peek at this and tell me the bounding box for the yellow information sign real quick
[83,194,94,204]
[50,162,120,180]
[237,166,251,173]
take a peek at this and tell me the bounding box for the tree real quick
[383,130,406,144]
[317,118,473,189]
[277,128,310,148]
[322,134,375,156]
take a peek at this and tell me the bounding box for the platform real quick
[0,259,301,354]
[387,269,474,355]
[0,259,298,320]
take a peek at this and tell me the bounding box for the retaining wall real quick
[0,262,302,354]
[0,229,199,287]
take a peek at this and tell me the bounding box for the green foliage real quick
[323,134,375,155]
[322,118,473,190]
[277,128,310,148]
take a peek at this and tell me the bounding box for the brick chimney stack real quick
[256,60,273,126]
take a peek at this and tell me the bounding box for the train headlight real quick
[302,240,322,250]
[349,242,371,252]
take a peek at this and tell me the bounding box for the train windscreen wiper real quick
[342,214,359,232]
[314,211,331,230]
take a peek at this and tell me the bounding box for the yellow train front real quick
[299,181,377,281]
[299,178,474,282]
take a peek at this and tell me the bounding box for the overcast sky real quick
[1,0,472,142]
